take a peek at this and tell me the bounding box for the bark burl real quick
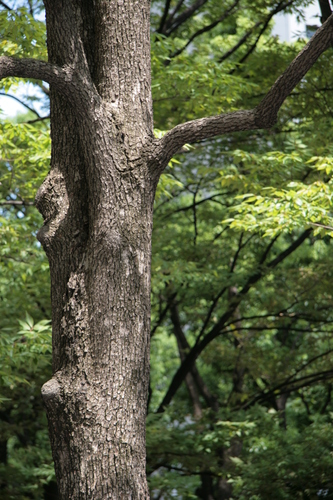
[0,1,333,498]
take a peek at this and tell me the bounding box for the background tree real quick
[0,0,333,499]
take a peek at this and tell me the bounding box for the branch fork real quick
[1,14,332,169]
[0,55,97,111]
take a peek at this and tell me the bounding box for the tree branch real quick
[266,229,311,269]
[259,234,280,265]
[242,368,333,409]
[158,0,172,34]
[164,0,209,35]
[24,115,50,124]
[255,14,333,126]
[27,0,34,16]
[0,0,11,10]
[167,1,240,61]
[170,302,219,411]
[218,21,261,63]
[151,292,177,338]
[0,91,40,117]
[195,232,250,343]
[309,221,333,231]
[319,0,332,23]
[164,0,185,29]
[320,383,332,414]
[234,0,297,69]
[0,56,95,109]
[154,14,333,172]
[170,304,203,418]
[0,200,34,206]
[157,229,312,411]
[155,109,257,170]
[162,192,227,219]
[0,56,69,87]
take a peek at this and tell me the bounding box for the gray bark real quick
[37,1,155,497]
[0,2,333,498]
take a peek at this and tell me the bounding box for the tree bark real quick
[0,2,333,498]
[37,1,155,497]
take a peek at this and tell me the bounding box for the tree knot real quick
[41,378,62,407]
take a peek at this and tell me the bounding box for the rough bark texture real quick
[0,2,333,498]
[37,1,155,497]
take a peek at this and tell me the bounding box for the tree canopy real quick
[0,0,333,498]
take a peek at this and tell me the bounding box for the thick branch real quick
[255,13,333,127]
[0,56,94,110]
[155,109,257,170]
[0,56,70,88]
[155,14,333,171]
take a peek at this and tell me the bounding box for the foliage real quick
[0,3,53,495]
[0,315,53,499]
[1,0,333,499]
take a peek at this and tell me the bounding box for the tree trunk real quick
[37,1,155,497]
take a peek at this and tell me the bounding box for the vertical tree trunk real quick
[37,1,155,497]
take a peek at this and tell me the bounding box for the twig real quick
[0,200,34,206]
[0,92,40,117]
